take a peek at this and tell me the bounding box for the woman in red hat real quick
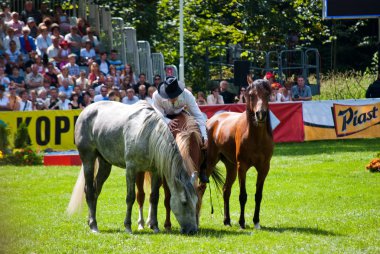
[58,40,71,69]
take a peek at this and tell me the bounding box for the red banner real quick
[199,102,304,143]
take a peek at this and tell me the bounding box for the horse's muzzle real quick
[180,225,198,235]
[256,110,268,122]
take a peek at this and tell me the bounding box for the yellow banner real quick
[0,110,81,150]
[332,102,380,137]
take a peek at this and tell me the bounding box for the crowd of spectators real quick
[0,2,315,112]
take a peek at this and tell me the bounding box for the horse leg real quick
[81,151,98,232]
[237,165,248,229]
[253,163,270,229]
[163,178,172,231]
[135,171,145,230]
[124,169,137,234]
[148,172,161,233]
[222,158,237,226]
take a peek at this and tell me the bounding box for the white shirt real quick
[152,89,208,140]
[19,100,33,111]
[207,94,224,105]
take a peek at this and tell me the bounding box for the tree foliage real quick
[92,0,378,91]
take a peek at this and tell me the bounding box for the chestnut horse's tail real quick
[67,159,99,215]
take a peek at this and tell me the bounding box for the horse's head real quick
[170,169,198,234]
[246,79,271,124]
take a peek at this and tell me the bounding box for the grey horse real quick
[67,101,198,234]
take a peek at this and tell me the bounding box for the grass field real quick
[0,139,379,253]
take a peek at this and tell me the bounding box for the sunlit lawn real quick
[0,139,379,253]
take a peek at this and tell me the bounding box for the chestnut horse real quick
[135,112,206,231]
[205,78,274,229]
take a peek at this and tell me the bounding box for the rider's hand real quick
[168,119,179,131]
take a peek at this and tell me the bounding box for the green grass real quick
[0,139,379,253]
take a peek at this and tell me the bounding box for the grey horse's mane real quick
[175,115,202,177]
[135,105,194,194]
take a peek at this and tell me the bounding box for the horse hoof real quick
[138,224,144,231]
[224,220,231,227]
[240,224,246,229]
[91,228,99,233]
[125,227,133,234]
[152,227,160,234]
[165,226,172,232]
[254,223,261,229]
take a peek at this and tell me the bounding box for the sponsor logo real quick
[332,103,379,136]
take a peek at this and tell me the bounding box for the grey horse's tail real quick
[67,159,99,215]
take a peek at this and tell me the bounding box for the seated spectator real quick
[111,86,122,102]
[81,91,93,107]
[196,91,207,105]
[25,64,44,90]
[0,66,11,88]
[281,80,293,102]
[26,17,38,38]
[291,75,312,101]
[47,88,59,109]
[29,89,38,109]
[108,65,120,87]
[133,73,150,96]
[65,53,80,78]
[50,23,64,43]
[122,88,139,105]
[57,91,70,109]
[19,26,36,55]
[53,5,70,34]
[4,40,21,69]
[64,25,82,57]
[365,74,380,98]
[18,90,33,111]
[137,84,147,100]
[219,80,235,104]
[0,84,10,111]
[3,26,21,51]
[58,40,71,69]
[9,67,25,89]
[120,75,133,91]
[20,1,42,25]
[76,17,89,37]
[6,12,24,37]
[96,52,110,76]
[40,1,54,20]
[81,27,100,52]
[146,86,157,105]
[47,36,61,67]
[58,66,75,88]
[207,87,224,105]
[264,71,275,86]
[6,84,20,111]
[2,4,12,23]
[58,79,73,99]
[120,64,137,85]
[69,92,82,109]
[152,74,162,88]
[94,86,109,102]
[34,55,46,74]
[36,88,49,109]
[108,49,123,72]
[79,40,96,66]
[36,25,52,57]
[24,50,37,71]
[44,62,59,87]
[236,87,247,103]
[270,82,284,102]
[76,70,89,90]
[88,62,101,87]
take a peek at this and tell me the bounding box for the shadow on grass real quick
[275,138,380,156]
[261,226,342,236]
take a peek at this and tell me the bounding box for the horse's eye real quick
[182,201,188,207]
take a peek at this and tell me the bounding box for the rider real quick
[152,76,209,183]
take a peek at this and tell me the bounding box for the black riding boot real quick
[199,168,209,183]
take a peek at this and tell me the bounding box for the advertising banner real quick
[303,99,380,141]
[0,110,81,150]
